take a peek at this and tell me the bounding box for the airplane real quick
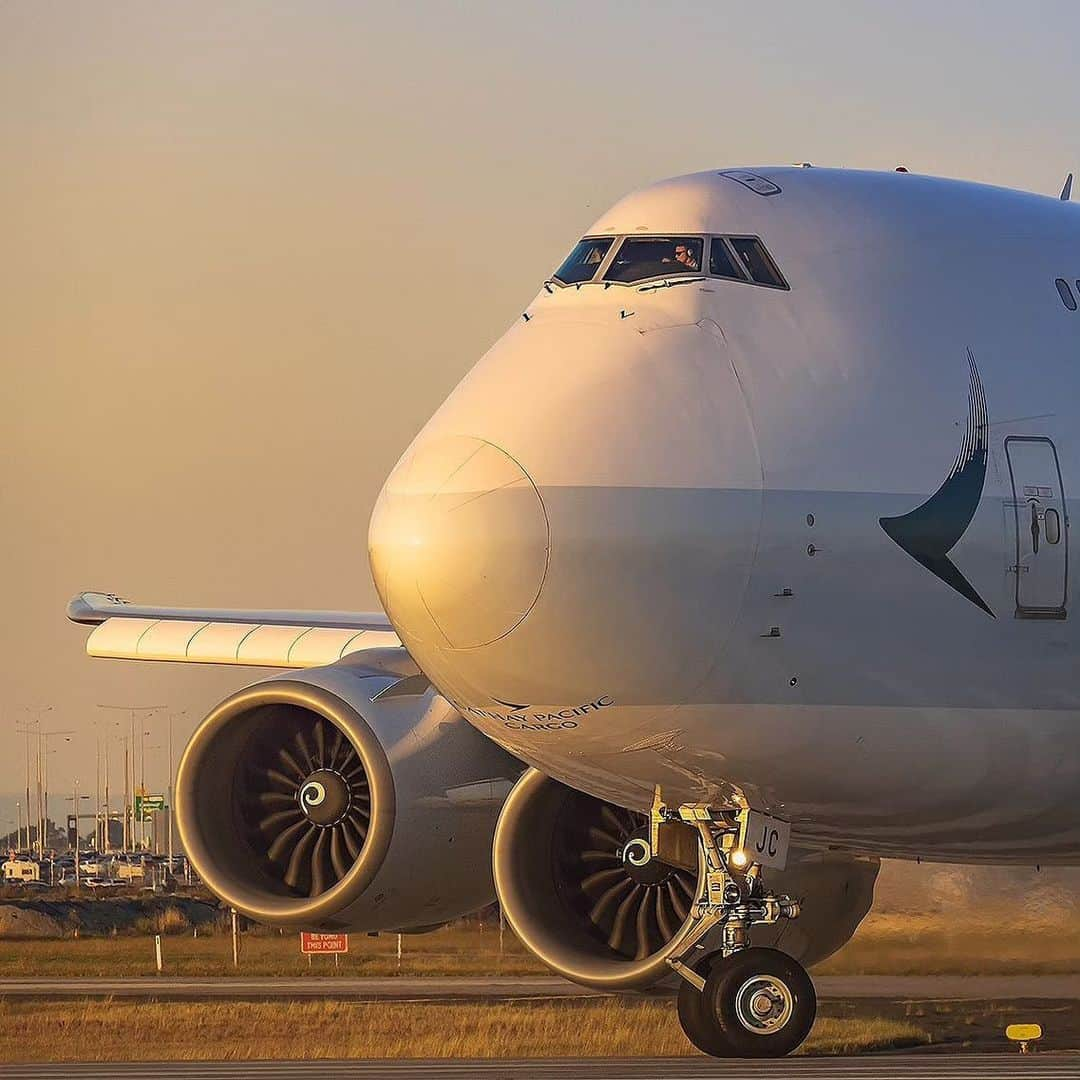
[69,164,1080,1057]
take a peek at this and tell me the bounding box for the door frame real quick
[1004,435,1069,620]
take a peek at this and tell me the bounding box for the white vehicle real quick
[114,860,144,881]
[2,858,40,883]
[69,166,1080,1057]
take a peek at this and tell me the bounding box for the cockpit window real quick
[553,237,613,284]
[708,237,746,281]
[728,237,787,288]
[603,236,704,283]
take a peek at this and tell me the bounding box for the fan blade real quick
[341,819,364,861]
[256,808,304,834]
[580,849,621,866]
[277,748,306,782]
[266,817,310,864]
[588,875,633,928]
[328,728,346,770]
[580,866,625,893]
[313,718,327,769]
[265,768,299,792]
[255,790,297,808]
[282,825,318,891]
[599,805,628,839]
[634,888,655,959]
[607,884,643,954]
[655,886,677,942]
[667,879,689,922]
[674,872,695,901]
[309,829,331,896]
[293,731,315,774]
[586,824,621,850]
[330,827,351,881]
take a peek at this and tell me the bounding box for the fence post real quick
[231,908,240,968]
[154,933,163,974]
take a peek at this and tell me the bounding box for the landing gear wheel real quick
[676,952,728,1057]
[677,947,816,1058]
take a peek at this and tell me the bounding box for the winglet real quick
[1061,173,1073,202]
[67,591,133,625]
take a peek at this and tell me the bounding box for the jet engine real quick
[493,770,879,990]
[175,657,521,932]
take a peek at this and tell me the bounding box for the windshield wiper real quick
[637,275,705,292]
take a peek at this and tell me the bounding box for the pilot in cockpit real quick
[672,242,699,271]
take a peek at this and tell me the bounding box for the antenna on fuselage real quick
[1061,173,1073,201]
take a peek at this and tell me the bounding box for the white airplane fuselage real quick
[368,167,1080,865]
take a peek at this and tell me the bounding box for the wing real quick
[67,591,414,673]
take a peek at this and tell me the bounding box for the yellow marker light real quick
[1005,1023,1043,1054]
[729,848,749,869]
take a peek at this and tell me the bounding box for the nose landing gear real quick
[677,946,816,1058]
[644,798,814,1057]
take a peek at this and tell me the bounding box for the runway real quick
[6,974,1080,1001]
[5,1057,1080,1079]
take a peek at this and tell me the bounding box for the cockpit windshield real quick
[553,237,614,284]
[603,236,703,283]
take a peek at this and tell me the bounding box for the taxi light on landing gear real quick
[730,848,749,869]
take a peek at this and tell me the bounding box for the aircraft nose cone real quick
[369,436,549,650]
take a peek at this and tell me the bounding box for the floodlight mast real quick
[15,706,52,857]
[96,705,165,851]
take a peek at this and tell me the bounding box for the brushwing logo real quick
[299,780,326,808]
[879,350,994,617]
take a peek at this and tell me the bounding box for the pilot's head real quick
[674,242,696,269]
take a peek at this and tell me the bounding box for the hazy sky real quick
[3,1,1080,810]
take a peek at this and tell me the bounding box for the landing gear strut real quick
[644,799,815,1058]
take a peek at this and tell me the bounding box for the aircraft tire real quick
[677,947,816,1058]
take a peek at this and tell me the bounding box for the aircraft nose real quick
[368,435,549,650]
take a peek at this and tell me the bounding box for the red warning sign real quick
[300,932,349,954]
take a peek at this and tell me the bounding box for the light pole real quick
[40,730,74,855]
[94,727,102,852]
[97,705,165,852]
[17,725,32,851]
[16,706,51,858]
[143,742,161,853]
[147,710,185,867]
[103,729,111,853]
[167,712,183,868]
[66,783,90,888]
[15,801,21,852]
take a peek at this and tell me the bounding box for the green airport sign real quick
[135,794,167,821]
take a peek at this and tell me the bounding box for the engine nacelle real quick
[494,770,879,990]
[175,657,521,932]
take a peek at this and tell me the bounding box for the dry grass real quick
[133,905,193,936]
[819,913,1080,975]
[7,912,1080,978]
[0,924,546,978]
[0,999,929,1062]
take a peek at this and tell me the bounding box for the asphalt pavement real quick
[5,1056,1080,1079]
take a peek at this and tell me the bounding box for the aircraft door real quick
[1005,436,1068,619]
